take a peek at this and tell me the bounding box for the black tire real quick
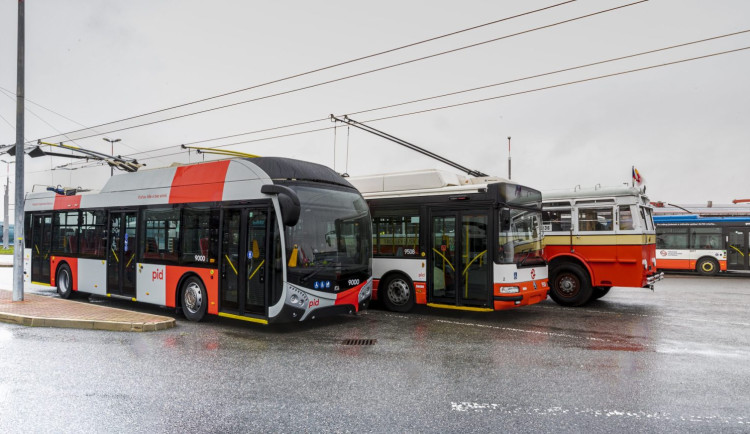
[697,257,719,276]
[181,276,208,321]
[380,274,415,313]
[56,263,74,299]
[549,263,593,307]
[590,286,612,301]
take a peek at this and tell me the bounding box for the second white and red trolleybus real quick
[541,185,663,306]
[348,170,549,313]
[23,157,373,324]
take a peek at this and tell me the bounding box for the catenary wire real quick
[37,1,647,144]
[105,28,750,162]
[35,1,577,142]
[34,41,741,176]
[131,45,750,164]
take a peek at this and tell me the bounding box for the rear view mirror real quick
[261,184,301,227]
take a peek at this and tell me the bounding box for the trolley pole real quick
[13,0,25,301]
[507,136,511,180]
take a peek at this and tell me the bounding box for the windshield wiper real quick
[299,263,339,283]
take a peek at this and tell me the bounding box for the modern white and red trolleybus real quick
[23,157,373,324]
[653,214,750,275]
[348,170,549,313]
[541,185,663,306]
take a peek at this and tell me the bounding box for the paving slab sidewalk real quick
[0,289,176,332]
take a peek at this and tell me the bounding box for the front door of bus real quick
[429,211,491,307]
[31,213,52,284]
[221,208,267,316]
[726,228,750,271]
[107,212,137,297]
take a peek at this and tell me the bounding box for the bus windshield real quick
[498,207,545,266]
[284,185,372,288]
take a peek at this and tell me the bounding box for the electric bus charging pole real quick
[13,0,25,301]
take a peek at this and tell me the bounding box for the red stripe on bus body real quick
[53,195,81,210]
[164,266,219,314]
[169,160,231,204]
[334,283,364,311]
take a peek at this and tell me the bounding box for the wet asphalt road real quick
[1,274,748,433]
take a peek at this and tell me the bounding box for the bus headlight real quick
[500,286,520,294]
[642,259,648,270]
[286,287,308,308]
[359,281,372,302]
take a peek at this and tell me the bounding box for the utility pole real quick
[2,160,9,251]
[103,137,121,176]
[507,136,511,180]
[13,0,25,301]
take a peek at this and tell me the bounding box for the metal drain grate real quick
[341,339,377,346]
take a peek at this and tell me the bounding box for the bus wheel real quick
[697,258,719,276]
[549,264,592,307]
[381,274,415,313]
[590,286,611,301]
[181,277,207,321]
[56,263,74,299]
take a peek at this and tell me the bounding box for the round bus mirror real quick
[261,184,301,227]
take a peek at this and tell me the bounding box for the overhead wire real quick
[36,1,577,143]
[115,44,750,167]
[37,0,647,144]
[101,28,750,163]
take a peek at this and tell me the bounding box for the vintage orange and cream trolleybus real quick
[541,185,663,306]
[23,157,373,324]
[348,170,549,313]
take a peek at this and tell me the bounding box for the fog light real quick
[500,286,520,294]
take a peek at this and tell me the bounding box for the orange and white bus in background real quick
[541,185,663,306]
[24,157,372,324]
[348,170,549,313]
[653,215,750,274]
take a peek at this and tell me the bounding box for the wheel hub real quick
[184,282,202,314]
[387,280,410,306]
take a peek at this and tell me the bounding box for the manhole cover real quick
[341,339,377,346]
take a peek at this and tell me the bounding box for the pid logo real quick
[308,298,320,309]
[151,269,164,281]
[530,269,536,280]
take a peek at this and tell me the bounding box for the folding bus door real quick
[726,228,750,271]
[106,211,138,297]
[31,213,52,284]
[429,210,491,307]
[221,207,269,317]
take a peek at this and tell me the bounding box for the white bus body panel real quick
[77,258,107,296]
[136,263,167,305]
[372,257,427,283]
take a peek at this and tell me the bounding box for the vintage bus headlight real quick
[500,286,520,294]
[642,259,648,270]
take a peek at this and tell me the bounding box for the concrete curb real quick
[0,289,177,332]
[0,311,176,331]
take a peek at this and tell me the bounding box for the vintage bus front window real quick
[498,208,544,266]
[284,185,371,289]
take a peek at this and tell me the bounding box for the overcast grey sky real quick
[1,0,749,218]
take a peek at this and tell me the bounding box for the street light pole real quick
[13,0,25,301]
[103,137,121,176]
